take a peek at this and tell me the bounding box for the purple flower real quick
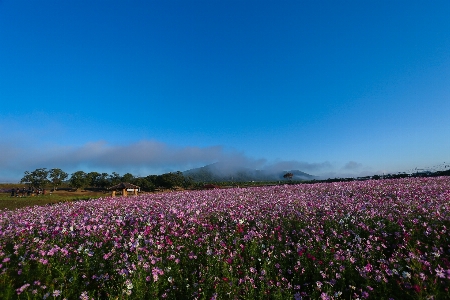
[435,266,446,278]
[79,291,89,300]
[320,292,331,300]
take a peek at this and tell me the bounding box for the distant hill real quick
[183,162,316,182]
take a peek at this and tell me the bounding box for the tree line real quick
[20,168,195,192]
[20,167,450,193]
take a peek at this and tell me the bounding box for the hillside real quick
[183,162,316,182]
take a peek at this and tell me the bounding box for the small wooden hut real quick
[202,184,220,189]
[109,182,140,197]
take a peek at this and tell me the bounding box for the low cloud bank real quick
[0,139,367,182]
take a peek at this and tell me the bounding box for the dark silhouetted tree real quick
[49,168,68,191]
[96,173,110,190]
[109,172,121,186]
[86,172,101,188]
[21,168,50,189]
[134,177,155,192]
[283,172,294,180]
[70,171,88,191]
[121,173,135,183]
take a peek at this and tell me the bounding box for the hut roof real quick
[202,184,220,189]
[108,182,140,190]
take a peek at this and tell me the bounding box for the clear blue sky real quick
[1,0,449,182]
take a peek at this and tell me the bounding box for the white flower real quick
[125,280,133,290]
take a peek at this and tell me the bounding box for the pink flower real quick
[435,266,446,278]
[79,291,89,300]
[320,292,330,300]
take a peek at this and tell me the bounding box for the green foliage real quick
[157,171,185,189]
[96,173,110,190]
[49,168,68,190]
[109,172,121,186]
[69,171,88,190]
[121,172,135,183]
[86,171,101,188]
[15,168,193,193]
[182,175,194,189]
[134,177,155,192]
[20,168,50,189]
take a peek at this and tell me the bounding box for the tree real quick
[121,173,135,183]
[109,172,121,186]
[96,173,110,190]
[69,171,88,191]
[283,172,294,180]
[134,177,155,192]
[20,172,33,187]
[86,172,101,188]
[20,168,50,189]
[182,175,194,189]
[146,175,158,185]
[158,171,185,190]
[49,168,68,191]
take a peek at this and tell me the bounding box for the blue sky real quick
[1,0,449,182]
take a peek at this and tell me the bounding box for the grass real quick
[0,187,106,210]
[0,194,102,210]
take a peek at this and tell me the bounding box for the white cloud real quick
[343,161,363,170]
[0,138,337,182]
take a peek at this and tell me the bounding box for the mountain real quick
[183,162,316,182]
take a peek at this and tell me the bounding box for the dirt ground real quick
[50,190,108,197]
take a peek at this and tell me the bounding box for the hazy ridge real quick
[183,162,316,182]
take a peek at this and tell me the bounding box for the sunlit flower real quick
[0,176,449,299]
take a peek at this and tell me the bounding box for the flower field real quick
[1,177,449,299]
